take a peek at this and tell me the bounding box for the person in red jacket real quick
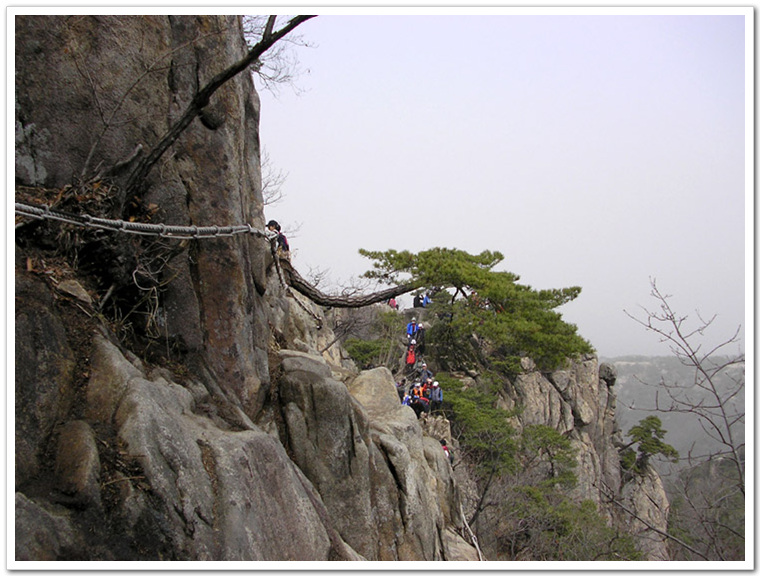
[440,439,454,465]
[405,340,416,372]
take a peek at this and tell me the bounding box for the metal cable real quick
[15,202,275,241]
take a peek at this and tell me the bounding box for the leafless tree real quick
[241,15,313,94]
[624,278,745,560]
[126,15,316,197]
[319,308,377,354]
[304,265,330,289]
[261,148,288,206]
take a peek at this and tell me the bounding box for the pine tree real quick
[359,247,593,372]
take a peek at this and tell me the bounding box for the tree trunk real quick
[280,259,417,309]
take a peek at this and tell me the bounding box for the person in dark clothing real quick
[418,362,433,383]
[266,220,290,260]
[415,322,426,354]
[396,378,407,402]
[409,383,429,418]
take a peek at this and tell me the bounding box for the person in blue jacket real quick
[406,317,419,342]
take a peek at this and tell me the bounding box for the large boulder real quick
[278,354,473,561]
[80,336,354,561]
[54,420,102,510]
[277,350,378,557]
[15,493,81,561]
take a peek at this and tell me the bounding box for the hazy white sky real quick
[259,9,750,357]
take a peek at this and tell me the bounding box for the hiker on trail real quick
[415,322,426,354]
[387,297,399,310]
[266,220,290,260]
[406,317,419,342]
[429,381,443,413]
[440,439,454,465]
[396,378,407,402]
[418,362,433,383]
[405,341,417,371]
[410,383,430,418]
[414,292,432,308]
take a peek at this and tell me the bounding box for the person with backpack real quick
[421,379,432,401]
[409,383,430,418]
[429,381,443,413]
[405,340,417,372]
[418,362,434,383]
[415,321,426,354]
[406,317,419,342]
[266,220,290,260]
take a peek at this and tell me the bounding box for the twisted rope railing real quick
[15,202,274,241]
[17,200,327,326]
[17,201,411,324]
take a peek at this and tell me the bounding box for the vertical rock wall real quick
[489,355,669,559]
[16,14,272,420]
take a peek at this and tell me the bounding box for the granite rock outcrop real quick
[14,14,667,563]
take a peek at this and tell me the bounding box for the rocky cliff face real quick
[14,15,475,562]
[503,357,669,558]
[14,14,667,563]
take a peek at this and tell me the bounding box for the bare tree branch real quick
[624,278,745,560]
[624,278,744,495]
[598,482,710,561]
[125,15,316,197]
[261,149,288,206]
[262,15,276,39]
